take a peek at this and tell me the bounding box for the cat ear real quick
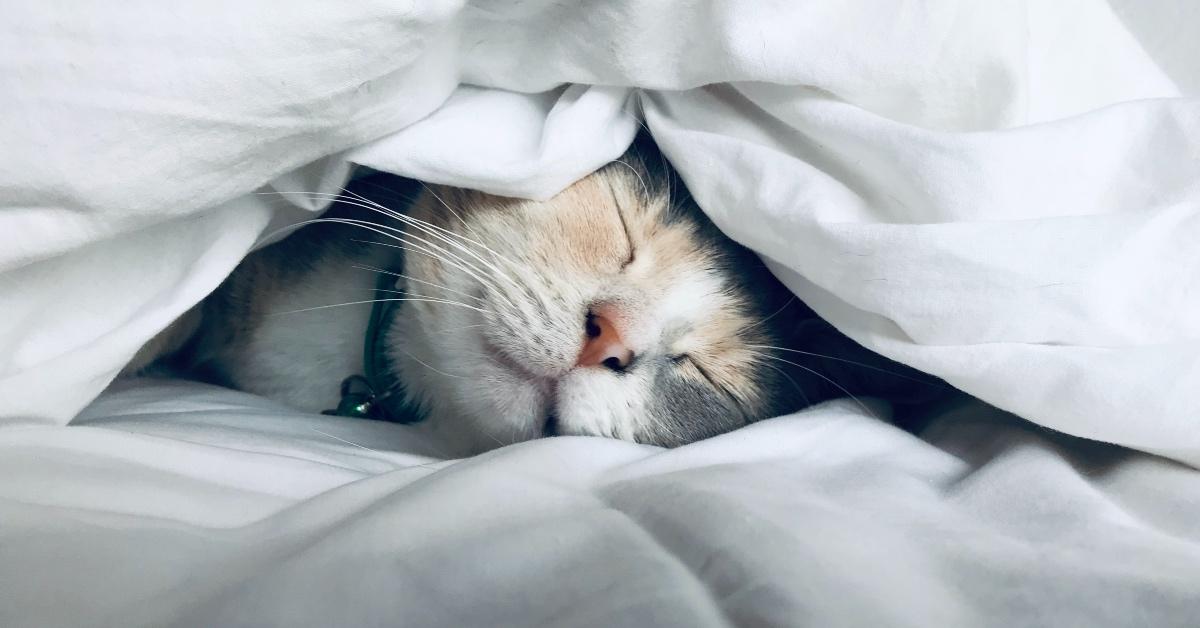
[779,317,951,407]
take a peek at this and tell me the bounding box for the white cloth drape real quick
[1,1,1197,465]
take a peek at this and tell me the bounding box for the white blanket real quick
[2,2,1200,625]
[3,380,1198,627]
[2,0,1197,463]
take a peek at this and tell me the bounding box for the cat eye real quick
[694,363,718,388]
[676,354,721,391]
[674,354,736,408]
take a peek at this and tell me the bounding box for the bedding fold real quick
[1,0,1197,466]
[3,381,1198,627]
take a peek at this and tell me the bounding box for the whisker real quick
[339,208,502,289]
[342,188,475,247]
[410,183,514,271]
[352,263,484,303]
[309,428,445,471]
[374,288,482,313]
[740,296,796,334]
[486,428,512,449]
[253,215,454,275]
[757,362,812,408]
[751,352,882,421]
[410,185,524,287]
[362,237,518,312]
[304,210,512,304]
[335,187,522,289]
[340,180,424,210]
[258,191,524,314]
[257,214,497,298]
[267,297,487,317]
[747,344,946,388]
[611,158,651,202]
[261,192,507,289]
[310,427,383,454]
[414,183,471,232]
[395,347,467,380]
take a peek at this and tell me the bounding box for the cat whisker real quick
[411,185,524,286]
[393,213,523,304]
[405,199,520,283]
[267,297,487,317]
[336,187,522,289]
[395,346,468,380]
[749,351,882,421]
[351,263,485,303]
[740,296,796,334]
[314,213,514,307]
[261,192,508,291]
[757,362,812,408]
[408,184,495,255]
[339,188,479,250]
[309,427,383,454]
[259,216,482,286]
[485,428,512,450]
[325,206,505,290]
[308,428,446,470]
[374,288,483,313]
[255,214,473,283]
[366,237,520,314]
[351,223,518,310]
[261,191,526,316]
[612,158,651,202]
[747,344,946,388]
[411,183,471,231]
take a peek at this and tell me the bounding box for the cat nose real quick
[578,309,634,372]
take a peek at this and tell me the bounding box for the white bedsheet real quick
[2,2,1199,625]
[2,380,1198,627]
[2,0,1197,463]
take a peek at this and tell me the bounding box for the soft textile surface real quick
[2,0,1198,463]
[2,380,1198,627]
[2,3,1199,625]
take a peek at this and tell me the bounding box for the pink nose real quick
[577,310,634,371]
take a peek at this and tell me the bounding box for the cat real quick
[129,135,940,455]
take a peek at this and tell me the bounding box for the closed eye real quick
[674,353,746,416]
[673,354,717,388]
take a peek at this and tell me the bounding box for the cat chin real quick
[552,369,647,441]
[405,340,648,454]
[399,346,550,455]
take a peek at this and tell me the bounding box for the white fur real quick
[393,217,730,453]
[229,259,387,412]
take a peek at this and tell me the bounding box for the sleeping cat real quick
[130,135,937,455]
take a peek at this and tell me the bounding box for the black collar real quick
[324,272,420,423]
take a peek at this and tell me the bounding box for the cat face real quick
[386,143,806,454]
